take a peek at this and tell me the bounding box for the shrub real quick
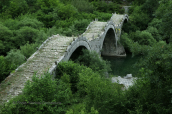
[0,23,14,55]
[129,6,151,31]
[5,49,25,67]
[2,18,19,30]
[46,26,59,37]
[126,43,172,113]
[35,0,59,9]
[13,26,40,48]
[0,55,17,83]
[92,1,124,14]
[63,28,73,36]
[0,72,73,114]
[35,29,48,44]
[57,3,78,20]
[71,0,94,13]
[121,32,152,56]
[56,61,87,94]
[20,42,38,59]
[66,103,99,114]
[148,18,162,31]
[0,56,8,82]
[73,19,90,33]
[133,30,156,46]
[56,19,91,36]
[4,0,29,18]
[16,16,44,30]
[93,11,111,21]
[79,12,96,20]
[74,49,111,77]
[56,60,126,114]
[146,26,162,41]
[55,18,74,29]
[77,66,127,114]
[36,10,55,28]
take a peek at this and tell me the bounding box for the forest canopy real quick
[0,0,172,113]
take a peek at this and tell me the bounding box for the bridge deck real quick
[83,21,106,41]
[0,35,74,105]
[111,14,124,25]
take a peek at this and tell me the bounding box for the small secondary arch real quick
[63,40,91,61]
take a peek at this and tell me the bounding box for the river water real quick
[102,53,141,77]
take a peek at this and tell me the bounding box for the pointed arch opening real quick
[69,46,87,61]
[101,28,116,56]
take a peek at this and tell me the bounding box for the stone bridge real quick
[0,13,128,106]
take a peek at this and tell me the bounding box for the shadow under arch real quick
[69,46,87,61]
[101,28,116,56]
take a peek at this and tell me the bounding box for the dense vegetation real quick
[0,0,124,83]
[0,0,172,113]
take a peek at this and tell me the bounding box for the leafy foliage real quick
[1,0,172,113]
[0,56,16,83]
[92,1,124,14]
[127,43,172,113]
[1,72,73,114]
[145,26,162,42]
[0,23,14,55]
[16,16,44,30]
[74,49,111,77]
[129,6,151,31]
[56,61,88,94]
[133,30,156,46]
[5,49,25,67]
[2,0,29,18]
[20,42,38,59]
[71,0,94,13]
[14,27,40,48]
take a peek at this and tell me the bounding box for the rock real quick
[124,74,132,79]
[105,72,109,78]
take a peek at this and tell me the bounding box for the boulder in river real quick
[124,74,132,79]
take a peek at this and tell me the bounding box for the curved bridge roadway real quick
[0,13,129,107]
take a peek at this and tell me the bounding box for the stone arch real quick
[124,18,128,23]
[63,40,91,61]
[69,46,87,61]
[101,26,117,56]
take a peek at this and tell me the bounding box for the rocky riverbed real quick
[111,74,137,90]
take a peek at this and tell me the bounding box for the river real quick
[102,53,141,77]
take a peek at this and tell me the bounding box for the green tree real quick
[0,0,11,13]
[74,49,111,77]
[5,49,25,67]
[14,27,40,48]
[20,42,38,59]
[71,0,94,13]
[1,72,73,114]
[141,0,159,18]
[0,23,14,55]
[5,0,28,18]
[16,16,44,30]
[0,56,8,82]
[131,43,172,113]
[160,3,172,43]
[146,26,161,42]
[133,30,156,46]
[129,6,151,31]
